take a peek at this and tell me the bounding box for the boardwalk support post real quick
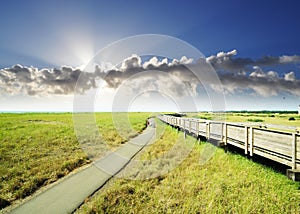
[244,127,248,155]
[206,122,210,140]
[217,123,224,147]
[287,133,300,181]
[292,133,296,170]
[249,127,254,156]
[224,123,227,146]
[197,121,200,144]
[220,123,224,143]
[221,123,228,152]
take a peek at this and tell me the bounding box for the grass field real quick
[1,112,300,213]
[0,112,150,208]
[76,119,300,213]
[187,112,300,132]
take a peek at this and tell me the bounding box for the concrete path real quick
[9,120,155,214]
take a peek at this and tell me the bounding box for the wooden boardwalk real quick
[158,115,300,181]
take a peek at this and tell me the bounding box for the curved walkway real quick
[9,120,156,214]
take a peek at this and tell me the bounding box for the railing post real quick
[224,123,227,145]
[184,119,187,139]
[249,127,254,156]
[196,121,200,136]
[189,120,191,133]
[244,126,248,155]
[206,122,210,140]
[220,123,224,142]
[292,133,296,170]
[197,121,200,143]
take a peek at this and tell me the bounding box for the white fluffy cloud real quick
[279,55,300,64]
[284,71,296,81]
[120,54,142,71]
[206,49,237,63]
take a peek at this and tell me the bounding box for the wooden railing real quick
[158,115,300,171]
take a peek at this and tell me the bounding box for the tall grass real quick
[188,112,300,132]
[77,122,300,213]
[0,112,149,208]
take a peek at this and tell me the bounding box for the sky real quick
[0,0,300,112]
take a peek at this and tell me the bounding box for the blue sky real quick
[0,0,300,112]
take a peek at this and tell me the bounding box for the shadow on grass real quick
[223,144,289,175]
[181,128,291,177]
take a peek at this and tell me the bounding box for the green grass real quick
[0,112,150,208]
[247,118,264,122]
[187,112,300,132]
[140,119,178,160]
[2,113,300,212]
[77,122,300,213]
[229,113,299,125]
